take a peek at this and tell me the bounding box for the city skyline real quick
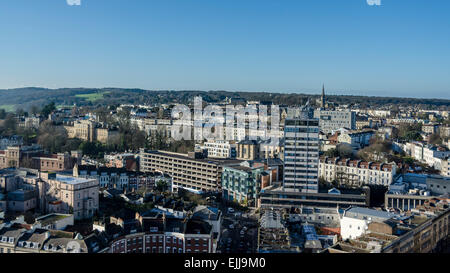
[0,0,449,99]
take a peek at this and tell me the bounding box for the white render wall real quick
[340,216,369,240]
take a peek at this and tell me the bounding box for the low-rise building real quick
[288,206,341,227]
[104,153,137,171]
[427,175,450,196]
[423,145,450,170]
[192,206,223,248]
[73,164,172,192]
[6,189,37,213]
[0,145,43,169]
[32,151,81,172]
[33,213,74,231]
[259,184,370,209]
[64,120,119,144]
[422,123,440,135]
[32,172,99,220]
[324,198,450,253]
[0,136,23,150]
[0,224,105,253]
[257,209,295,253]
[17,116,41,130]
[385,173,432,212]
[339,207,398,240]
[109,212,214,253]
[337,130,375,150]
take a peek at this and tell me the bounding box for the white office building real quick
[313,109,356,134]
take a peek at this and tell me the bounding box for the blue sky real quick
[0,0,449,99]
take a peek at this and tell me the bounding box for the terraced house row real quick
[319,157,398,187]
[0,224,105,253]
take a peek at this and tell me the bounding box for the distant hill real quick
[0,87,449,112]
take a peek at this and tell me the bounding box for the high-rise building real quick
[283,107,320,193]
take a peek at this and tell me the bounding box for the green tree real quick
[324,148,339,158]
[155,180,168,192]
[0,109,6,119]
[37,120,68,153]
[41,102,56,118]
[1,113,18,135]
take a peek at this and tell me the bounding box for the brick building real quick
[109,211,214,253]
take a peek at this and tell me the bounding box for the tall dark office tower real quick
[283,106,320,193]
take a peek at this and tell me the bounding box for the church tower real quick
[321,84,326,108]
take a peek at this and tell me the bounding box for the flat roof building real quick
[139,149,243,193]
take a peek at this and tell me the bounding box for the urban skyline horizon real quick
[1,1,450,100]
[1,85,449,101]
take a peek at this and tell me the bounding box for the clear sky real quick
[0,0,449,99]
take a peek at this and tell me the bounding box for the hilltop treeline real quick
[0,87,449,112]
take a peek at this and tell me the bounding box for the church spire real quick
[321,84,326,108]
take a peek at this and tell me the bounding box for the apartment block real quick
[196,140,236,159]
[221,165,264,207]
[139,149,241,193]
